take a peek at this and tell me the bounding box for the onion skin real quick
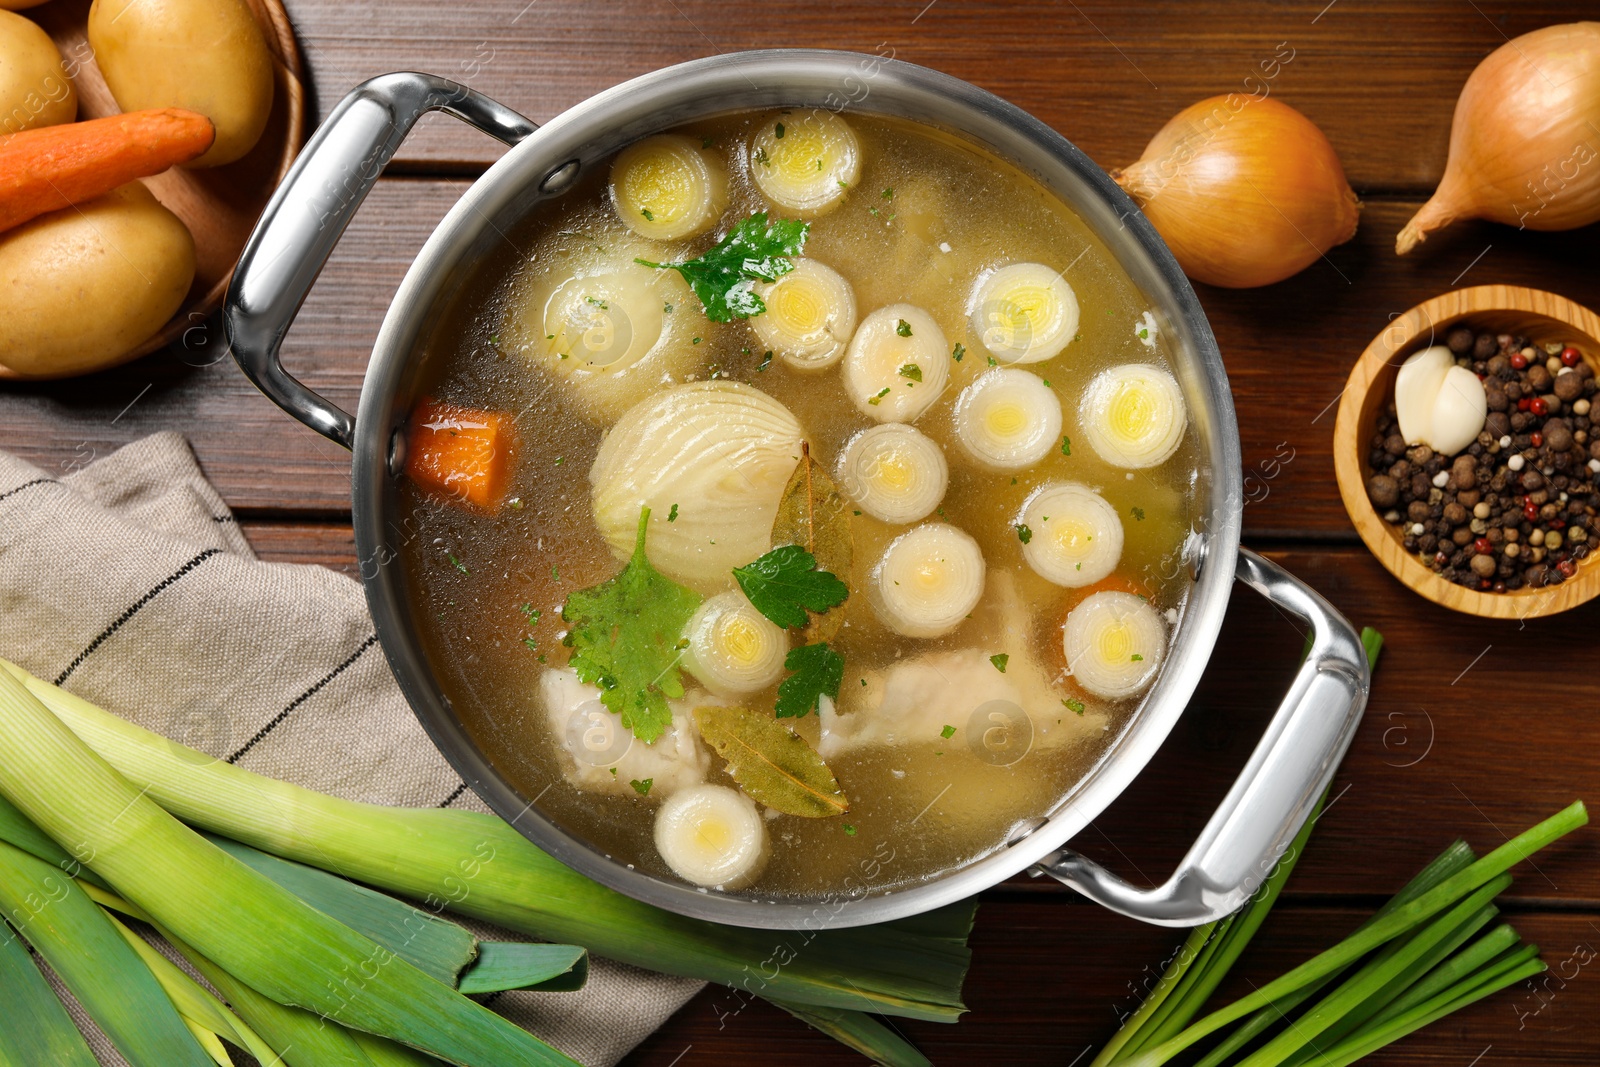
[1114,96,1360,288]
[1397,21,1600,255]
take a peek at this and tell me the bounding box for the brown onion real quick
[1114,95,1360,288]
[1397,21,1600,254]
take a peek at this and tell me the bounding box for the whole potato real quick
[0,182,195,378]
[0,10,76,134]
[88,0,273,168]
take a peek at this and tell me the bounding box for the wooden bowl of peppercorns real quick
[1334,285,1600,619]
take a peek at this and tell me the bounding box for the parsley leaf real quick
[1015,523,1032,544]
[1061,435,1072,456]
[561,507,702,743]
[898,363,923,382]
[733,545,849,629]
[895,318,913,337]
[940,724,956,739]
[989,653,1009,673]
[636,212,809,322]
[776,643,845,719]
[952,342,965,362]
[1063,697,1086,715]
[630,777,653,796]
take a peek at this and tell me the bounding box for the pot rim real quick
[352,48,1243,929]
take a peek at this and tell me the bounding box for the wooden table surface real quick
[6,2,1599,1064]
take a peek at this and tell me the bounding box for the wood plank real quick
[281,0,1590,193]
[624,904,1600,1065]
[3,184,1595,533]
[238,521,1600,906]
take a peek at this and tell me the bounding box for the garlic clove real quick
[1393,345,1452,446]
[1428,365,1488,456]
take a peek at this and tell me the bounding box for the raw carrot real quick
[405,400,515,510]
[0,109,215,234]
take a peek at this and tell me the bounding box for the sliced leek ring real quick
[1079,364,1188,469]
[539,270,666,372]
[968,263,1079,364]
[1018,482,1123,587]
[842,304,950,423]
[681,592,789,697]
[1062,591,1165,700]
[750,258,857,371]
[954,368,1063,471]
[610,134,729,241]
[748,111,860,218]
[838,423,949,525]
[869,523,986,638]
[654,783,769,889]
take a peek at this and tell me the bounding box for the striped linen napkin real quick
[0,431,700,1066]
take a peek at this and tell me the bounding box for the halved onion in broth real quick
[1062,590,1166,700]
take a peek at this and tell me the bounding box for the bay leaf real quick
[771,441,853,643]
[693,706,849,818]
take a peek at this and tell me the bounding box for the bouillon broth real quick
[399,110,1200,897]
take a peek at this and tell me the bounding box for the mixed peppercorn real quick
[1367,327,1598,592]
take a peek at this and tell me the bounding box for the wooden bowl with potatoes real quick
[1334,285,1600,620]
[0,0,303,380]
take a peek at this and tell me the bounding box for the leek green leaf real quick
[769,999,931,1067]
[694,706,847,817]
[204,834,476,986]
[770,441,853,643]
[351,1030,448,1066]
[457,942,588,994]
[563,507,702,743]
[0,792,104,888]
[0,917,99,1067]
[106,915,284,1067]
[0,841,213,1067]
[182,948,376,1067]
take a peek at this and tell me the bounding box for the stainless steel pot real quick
[226,51,1370,931]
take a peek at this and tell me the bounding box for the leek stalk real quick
[1,659,971,1022]
[0,665,581,1067]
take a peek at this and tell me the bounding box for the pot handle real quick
[1034,547,1369,927]
[225,73,538,449]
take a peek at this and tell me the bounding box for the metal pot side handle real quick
[225,74,538,450]
[1036,547,1370,927]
